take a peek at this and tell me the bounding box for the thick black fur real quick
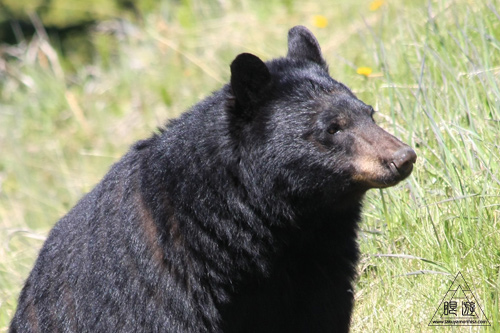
[10,26,415,332]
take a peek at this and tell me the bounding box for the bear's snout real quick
[350,123,417,189]
[390,146,417,179]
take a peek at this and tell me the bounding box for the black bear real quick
[10,26,416,332]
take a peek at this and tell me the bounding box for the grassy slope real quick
[0,0,499,331]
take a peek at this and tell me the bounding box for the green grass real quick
[1,0,499,331]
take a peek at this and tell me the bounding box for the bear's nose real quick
[391,147,417,177]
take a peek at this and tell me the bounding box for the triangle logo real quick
[429,272,490,326]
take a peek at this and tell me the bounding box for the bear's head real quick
[228,26,416,208]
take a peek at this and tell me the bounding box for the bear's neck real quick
[138,107,365,312]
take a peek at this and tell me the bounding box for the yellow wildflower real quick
[356,67,373,77]
[312,15,328,29]
[369,0,385,11]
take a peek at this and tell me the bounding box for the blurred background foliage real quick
[0,0,236,64]
[0,0,154,37]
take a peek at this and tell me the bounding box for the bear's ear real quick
[230,53,272,114]
[287,25,327,68]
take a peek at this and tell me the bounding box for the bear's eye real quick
[327,123,341,135]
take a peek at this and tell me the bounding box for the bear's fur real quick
[10,26,416,333]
